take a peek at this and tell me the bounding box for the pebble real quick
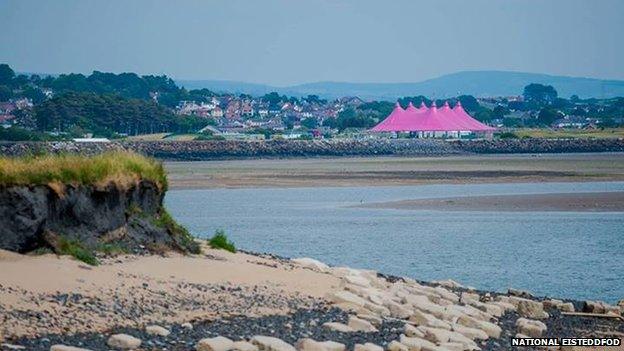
[251,335,296,351]
[145,325,170,337]
[106,334,142,350]
[196,336,234,351]
[49,345,93,351]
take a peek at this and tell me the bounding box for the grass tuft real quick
[208,229,236,253]
[153,208,201,254]
[0,151,167,190]
[56,236,99,266]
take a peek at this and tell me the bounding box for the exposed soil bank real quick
[2,138,624,160]
[0,180,196,254]
[357,191,624,212]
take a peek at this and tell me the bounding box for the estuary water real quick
[166,182,624,303]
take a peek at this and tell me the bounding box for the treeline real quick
[34,92,206,137]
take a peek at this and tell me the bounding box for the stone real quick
[295,339,345,351]
[196,336,235,351]
[386,341,408,351]
[292,258,329,272]
[508,288,533,298]
[398,335,438,351]
[583,300,620,315]
[357,313,383,327]
[384,300,413,319]
[451,323,489,340]
[409,310,451,330]
[517,298,549,319]
[344,275,371,287]
[354,343,383,351]
[558,302,575,312]
[516,318,547,338]
[145,325,170,337]
[433,279,464,289]
[348,316,378,332]
[322,322,355,333]
[327,291,368,307]
[439,343,464,351]
[233,342,259,351]
[404,323,425,338]
[490,300,516,312]
[251,336,296,351]
[1,344,25,350]
[419,326,478,350]
[456,314,502,338]
[542,299,563,309]
[50,346,92,351]
[460,292,480,303]
[107,334,142,350]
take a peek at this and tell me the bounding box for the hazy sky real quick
[1,0,623,86]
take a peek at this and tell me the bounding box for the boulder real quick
[439,343,465,351]
[508,288,533,299]
[233,341,259,351]
[433,279,464,289]
[292,258,329,272]
[558,302,575,312]
[295,339,345,351]
[322,322,354,333]
[583,300,620,315]
[409,310,451,330]
[386,341,408,351]
[50,346,93,351]
[385,300,413,319]
[419,327,478,350]
[451,323,489,340]
[357,313,383,327]
[182,322,194,330]
[107,334,142,350]
[251,336,296,351]
[348,316,378,332]
[456,315,501,338]
[517,299,549,319]
[515,318,547,338]
[145,325,170,337]
[354,344,383,351]
[327,291,368,307]
[344,275,371,287]
[404,323,425,338]
[196,337,235,351]
[398,335,438,351]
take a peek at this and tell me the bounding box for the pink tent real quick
[450,101,496,131]
[370,102,406,132]
[407,101,466,131]
[405,102,419,115]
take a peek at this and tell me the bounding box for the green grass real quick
[0,151,167,189]
[97,242,129,256]
[56,236,99,266]
[208,229,236,253]
[513,128,624,139]
[153,208,201,254]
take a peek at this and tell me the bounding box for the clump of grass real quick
[153,208,201,254]
[97,242,128,256]
[0,151,167,190]
[208,229,236,253]
[56,236,99,266]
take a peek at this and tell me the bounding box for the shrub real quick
[208,230,236,253]
[153,208,201,254]
[56,236,99,266]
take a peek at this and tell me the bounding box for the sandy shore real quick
[165,153,624,189]
[357,191,624,212]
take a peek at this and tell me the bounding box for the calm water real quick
[166,182,624,303]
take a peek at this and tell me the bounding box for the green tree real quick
[457,95,480,112]
[523,83,558,105]
[0,64,15,85]
[301,117,319,129]
[537,108,560,126]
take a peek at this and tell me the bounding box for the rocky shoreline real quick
[2,138,624,161]
[1,252,622,351]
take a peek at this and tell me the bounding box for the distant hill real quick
[177,71,624,100]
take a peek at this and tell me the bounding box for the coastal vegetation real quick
[0,151,167,189]
[208,229,237,253]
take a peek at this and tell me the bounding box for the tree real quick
[0,64,15,85]
[523,83,558,105]
[0,85,13,101]
[491,105,510,119]
[301,117,319,129]
[537,108,560,126]
[336,108,375,131]
[457,95,480,112]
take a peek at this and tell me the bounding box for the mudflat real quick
[357,191,624,212]
[165,153,624,189]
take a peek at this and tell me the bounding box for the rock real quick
[583,300,620,315]
[357,313,383,327]
[354,343,383,351]
[409,310,451,330]
[490,300,516,312]
[196,336,235,351]
[439,343,464,351]
[292,258,329,272]
[107,334,142,350]
[322,322,354,333]
[419,326,478,350]
[295,339,345,351]
[558,302,575,312]
[398,335,438,351]
[386,341,408,351]
[50,346,92,351]
[456,314,502,338]
[145,325,170,337]
[251,336,296,351]
[517,298,549,319]
[404,323,425,338]
[384,300,413,319]
[433,279,464,289]
[327,291,368,307]
[344,275,371,287]
[451,323,489,340]
[233,342,259,351]
[516,318,547,338]
[542,299,563,309]
[348,316,378,332]
[460,292,480,303]
[1,344,25,350]
[508,288,533,298]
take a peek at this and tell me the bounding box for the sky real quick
[1,0,623,86]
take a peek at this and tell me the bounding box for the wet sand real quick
[358,191,624,212]
[165,153,624,189]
